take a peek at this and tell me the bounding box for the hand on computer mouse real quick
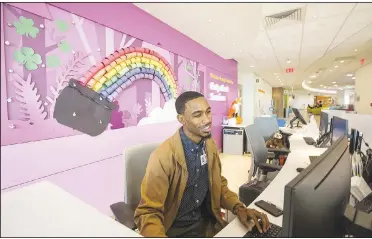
[235,206,270,233]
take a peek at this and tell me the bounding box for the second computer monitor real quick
[331,116,349,144]
[281,136,351,237]
[292,108,307,125]
[319,111,329,135]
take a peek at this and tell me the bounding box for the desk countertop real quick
[1,181,141,237]
[215,120,326,237]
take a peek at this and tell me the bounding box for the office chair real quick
[110,142,160,230]
[239,124,287,206]
[254,117,280,141]
[254,116,291,158]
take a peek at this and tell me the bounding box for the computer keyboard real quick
[303,137,316,145]
[243,223,282,238]
[309,156,319,163]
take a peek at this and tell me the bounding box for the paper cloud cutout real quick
[137,99,177,126]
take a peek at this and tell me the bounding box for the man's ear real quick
[177,114,185,125]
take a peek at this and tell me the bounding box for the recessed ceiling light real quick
[278,79,281,81]
[208,19,212,22]
[250,65,254,68]
[340,60,344,63]
[313,15,317,19]
[308,81,312,83]
[320,84,323,87]
[346,73,353,77]
[352,77,356,80]
[354,49,358,52]
[240,49,243,52]
[334,84,338,87]
[340,88,344,91]
[324,86,327,88]
[286,59,291,64]
[334,65,339,68]
[332,81,336,84]
[232,42,236,45]
[274,73,278,75]
[310,75,317,78]
[330,69,333,72]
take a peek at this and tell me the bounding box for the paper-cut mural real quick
[2,3,236,145]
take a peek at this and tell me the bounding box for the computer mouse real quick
[296,167,304,173]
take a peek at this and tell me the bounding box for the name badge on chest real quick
[200,152,207,166]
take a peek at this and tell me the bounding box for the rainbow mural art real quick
[53,47,178,136]
[78,47,178,102]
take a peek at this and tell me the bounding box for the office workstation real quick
[217,109,372,238]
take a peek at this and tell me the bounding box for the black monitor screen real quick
[292,108,307,125]
[319,111,329,135]
[331,116,348,144]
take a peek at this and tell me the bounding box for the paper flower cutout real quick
[13,16,39,38]
[14,47,42,70]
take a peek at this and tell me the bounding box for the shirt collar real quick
[179,127,205,151]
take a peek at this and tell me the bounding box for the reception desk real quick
[216,119,327,237]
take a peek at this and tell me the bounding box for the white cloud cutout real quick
[137,99,178,126]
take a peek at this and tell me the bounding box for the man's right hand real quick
[235,206,270,234]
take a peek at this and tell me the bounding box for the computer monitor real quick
[282,136,351,237]
[319,111,329,135]
[289,108,307,128]
[349,128,359,155]
[331,116,349,145]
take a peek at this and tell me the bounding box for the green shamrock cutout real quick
[55,20,69,32]
[46,55,61,68]
[14,47,42,70]
[13,16,39,38]
[58,40,72,53]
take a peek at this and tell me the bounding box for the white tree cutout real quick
[71,14,96,65]
[132,102,143,119]
[12,73,47,124]
[184,60,200,92]
[145,97,153,116]
[119,33,136,48]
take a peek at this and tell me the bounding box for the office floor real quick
[219,111,321,195]
[219,153,251,195]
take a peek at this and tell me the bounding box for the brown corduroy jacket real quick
[134,129,243,237]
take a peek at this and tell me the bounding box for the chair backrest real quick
[123,142,160,204]
[254,117,279,141]
[245,124,268,181]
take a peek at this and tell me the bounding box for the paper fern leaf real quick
[12,73,47,123]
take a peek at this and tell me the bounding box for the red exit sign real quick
[286,68,294,73]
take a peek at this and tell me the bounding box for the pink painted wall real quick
[1,2,238,216]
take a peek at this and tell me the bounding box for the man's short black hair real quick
[175,91,205,114]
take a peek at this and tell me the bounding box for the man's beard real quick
[202,133,212,139]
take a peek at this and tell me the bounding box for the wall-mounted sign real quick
[286,68,294,73]
[208,82,229,101]
[258,89,265,94]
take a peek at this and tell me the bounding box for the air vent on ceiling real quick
[265,8,304,28]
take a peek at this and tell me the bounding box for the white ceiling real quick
[135,3,372,91]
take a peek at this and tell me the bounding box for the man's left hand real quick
[235,206,270,234]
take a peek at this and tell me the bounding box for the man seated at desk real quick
[134,91,270,237]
